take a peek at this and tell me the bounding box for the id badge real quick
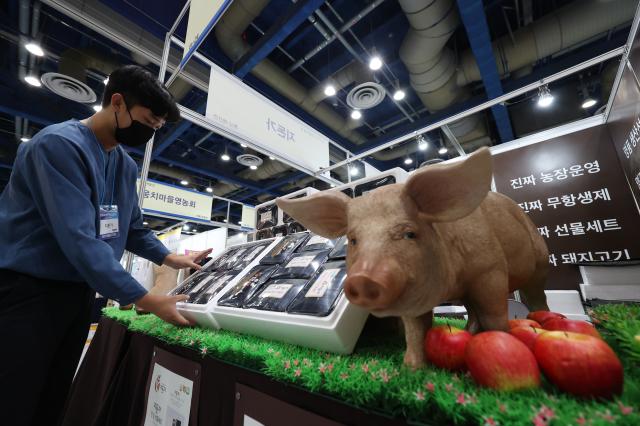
[99,205,119,240]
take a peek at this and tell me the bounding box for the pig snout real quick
[344,266,405,311]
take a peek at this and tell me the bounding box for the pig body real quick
[277,148,549,367]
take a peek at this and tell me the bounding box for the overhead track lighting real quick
[206,187,213,193]
[221,153,230,161]
[24,75,41,87]
[25,42,44,57]
[180,179,189,186]
[324,84,336,96]
[20,137,30,142]
[143,221,149,226]
[249,165,258,170]
[438,146,448,155]
[404,157,413,165]
[582,98,597,109]
[369,56,383,71]
[351,110,362,120]
[417,135,428,151]
[537,85,554,108]
[393,89,405,101]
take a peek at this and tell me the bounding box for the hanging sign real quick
[183,0,230,58]
[206,67,331,174]
[140,178,213,223]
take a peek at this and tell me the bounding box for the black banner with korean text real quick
[493,125,640,290]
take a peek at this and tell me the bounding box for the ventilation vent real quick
[236,154,263,167]
[346,82,386,110]
[41,72,97,103]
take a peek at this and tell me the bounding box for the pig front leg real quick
[467,271,510,332]
[401,312,433,368]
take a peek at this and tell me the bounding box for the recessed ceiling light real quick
[240,143,247,148]
[24,75,41,87]
[93,105,102,112]
[249,165,258,170]
[369,56,383,70]
[324,84,336,97]
[349,166,359,176]
[183,224,190,231]
[393,89,405,101]
[25,42,44,57]
[180,179,189,186]
[143,221,149,226]
[404,157,413,165]
[206,187,213,193]
[103,77,109,85]
[438,147,448,155]
[581,98,597,109]
[418,139,428,151]
[221,153,230,161]
[20,137,30,142]
[351,110,362,120]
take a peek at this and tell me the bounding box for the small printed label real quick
[260,284,292,299]
[306,235,328,246]
[260,211,273,222]
[306,269,340,298]
[285,255,315,268]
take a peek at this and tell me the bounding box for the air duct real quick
[212,158,292,196]
[214,0,367,143]
[398,0,487,147]
[457,0,637,86]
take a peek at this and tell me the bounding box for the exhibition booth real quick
[62,2,640,426]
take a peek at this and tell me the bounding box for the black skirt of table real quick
[61,316,415,426]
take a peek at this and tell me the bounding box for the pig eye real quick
[403,231,416,240]
[349,238,357,246]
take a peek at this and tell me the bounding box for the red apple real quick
[509,319,542,329]
[509,326,546,351]
[534,331,623,399]
[543,318,602,339]
[465,331,540,391]
[527,311,566,325]
[424,325,472,371]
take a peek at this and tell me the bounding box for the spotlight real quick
[393,89,405,101]
[183,224,190,231]
[324,84,336,96]
[206,187,213,193]
[582,98,597,109]
[369,56,383,70]
[221,153,230,161]
[25,42,44,57]
[249,165,258,170]
[143,221,149,226]
[404,157,413,165]
[351,110,362,120]
[537,85,554,108]
[349,166,359,177]
[103,77,109,85]
[93,105,102,112]
[20,137,30,142]
[240,143,247,148]
[417,136,428,151]
[438,147,448,155]
[180,179,189,186]
[24,75,41,87]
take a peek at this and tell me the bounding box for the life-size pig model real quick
[276,147,549,367]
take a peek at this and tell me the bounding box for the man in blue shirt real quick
[0,65,211,425]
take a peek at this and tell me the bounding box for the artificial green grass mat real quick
[103,305,640,425]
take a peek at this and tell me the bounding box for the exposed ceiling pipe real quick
[212,158,292,196]
[148,163,192,182]
[214,0,366,144]
[288,0,386,73]
[456,0,637,86]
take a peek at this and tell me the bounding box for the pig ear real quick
[403,147,492,222]
[276,191,350,238]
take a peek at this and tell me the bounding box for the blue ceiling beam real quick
[234,0,326,79]
[151,100,207,159]
[457,0,514,143]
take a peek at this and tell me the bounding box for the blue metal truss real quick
[457,0,514,143]
[234,0,326,78]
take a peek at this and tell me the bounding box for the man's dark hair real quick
[102,65,180,122]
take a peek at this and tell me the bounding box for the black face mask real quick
[114,108,155,147]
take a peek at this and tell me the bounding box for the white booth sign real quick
[183,0,229,58]
[140,179,213,222]
[206,68,331,174]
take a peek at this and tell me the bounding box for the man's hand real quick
[135,293,195,326]
[163,248,213,270]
